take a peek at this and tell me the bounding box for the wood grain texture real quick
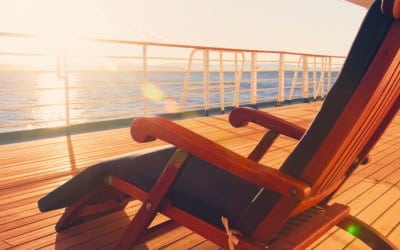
[0,102,399,249]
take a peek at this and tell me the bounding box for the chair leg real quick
[114,149,189,250]
[337,215,397,250]
[248,130,279,162]
[56,184,131,231]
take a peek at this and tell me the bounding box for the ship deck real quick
[1,102,399,249]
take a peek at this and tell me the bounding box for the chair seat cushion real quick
[38,145,262,232]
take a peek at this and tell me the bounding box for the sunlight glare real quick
[34,73,66,127]
[96,57,119,72]
[163,98,179,113]
[142,84,164,102]
[13,0,112,54]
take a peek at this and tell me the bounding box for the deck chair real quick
[38,0,399,249]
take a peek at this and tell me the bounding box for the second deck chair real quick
[38,0,399,249]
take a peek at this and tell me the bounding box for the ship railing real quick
[0,32,345,134]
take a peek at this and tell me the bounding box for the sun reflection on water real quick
[31,73,68,128]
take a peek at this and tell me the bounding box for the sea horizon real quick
[0,70,338,133]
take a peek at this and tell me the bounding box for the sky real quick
[0,0,367,56]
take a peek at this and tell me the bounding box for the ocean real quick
[0,71,338,133]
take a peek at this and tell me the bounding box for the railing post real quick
[57,49,71,128]
[233,52,242,108]
[302,55,309,102]
[203,49,210,114]
[313,57,317,99]
[181,49,198,113]
[328,56,332,90]
[250,52,258,105]
[143,45,148,115]
[277,53,285,104]
[289,56,302,101]
[320,57,328,98]
[219,52,225,113]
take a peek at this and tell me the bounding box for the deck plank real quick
[0,102,399,249]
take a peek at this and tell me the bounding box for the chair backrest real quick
[236,0,399,239]
[281,0,399,197]
[281,2,400,195]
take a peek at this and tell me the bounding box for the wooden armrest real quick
[131,116,311,200]
[229,107,306,140]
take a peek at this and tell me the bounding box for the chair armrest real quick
[229,107,306,140]
[131,116,311,200]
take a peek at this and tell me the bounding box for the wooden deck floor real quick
[0,102,399,249]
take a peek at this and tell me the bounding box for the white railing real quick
[0,32,345,133]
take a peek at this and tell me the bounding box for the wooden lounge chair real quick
[38,0,399,249]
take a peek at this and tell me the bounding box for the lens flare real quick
[346,224,359,235]
[142,84,163,102]
[163,98,179,113]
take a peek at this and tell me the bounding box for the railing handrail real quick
[0,31,346,59]
[90,37,346,58]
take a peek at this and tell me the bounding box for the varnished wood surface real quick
[0,102,399,249]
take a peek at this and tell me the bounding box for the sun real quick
[0,0,124,71]
[9,0,112,53]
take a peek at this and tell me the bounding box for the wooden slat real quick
[0,102,399,249]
